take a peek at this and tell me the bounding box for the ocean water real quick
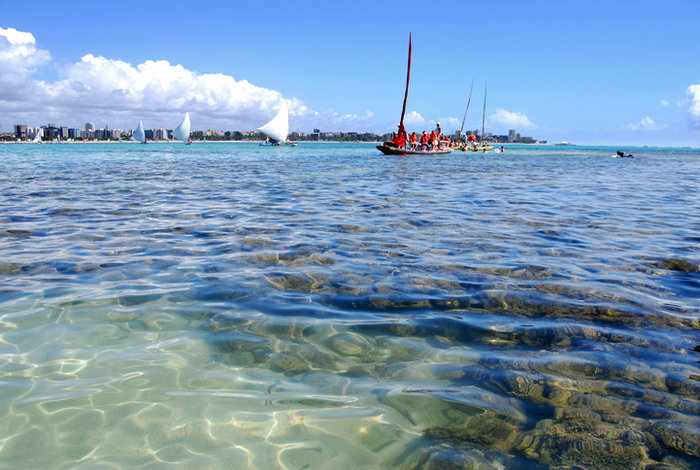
[0,142,699,469]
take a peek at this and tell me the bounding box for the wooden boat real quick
[379,33,452,157]
[377,143,451,155]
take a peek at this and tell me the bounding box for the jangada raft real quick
[376,143,451,155]
[257,101,296,146]
[377,33,451,156]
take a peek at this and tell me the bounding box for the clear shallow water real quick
[0,142,699,469]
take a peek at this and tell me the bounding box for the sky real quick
[1,0,699,145]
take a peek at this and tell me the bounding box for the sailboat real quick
[470,84,493,152]
[31,128,43,144]
[377,34,451,156]
[174,112,192,144]
[132,120,146,144]
[258,101,295,146]
[454,80,474,151]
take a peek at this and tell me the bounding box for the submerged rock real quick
[398,444,508,470]
[514,409,650,469]
[647,420,700,458]
[327,332,372,357]
[268,352,309,375]
[655,258,700,273]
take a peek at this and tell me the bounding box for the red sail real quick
[398,33,412,133]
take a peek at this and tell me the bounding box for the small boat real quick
[132,120,146,144]
[469,84,493,153]
[454,79,474,144]
[174,112,191,144]
[378,33,451,156]
[258,101,292,146]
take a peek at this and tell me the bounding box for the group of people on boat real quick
[391,122,452,151]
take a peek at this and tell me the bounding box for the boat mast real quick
[398,33,412,132]
[458,79,474,138]
[481,83,487,141]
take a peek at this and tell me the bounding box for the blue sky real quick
[1,0,699,145]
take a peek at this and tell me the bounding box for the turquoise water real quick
[0,142,699,469]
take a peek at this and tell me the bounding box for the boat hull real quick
[376,143,452,156]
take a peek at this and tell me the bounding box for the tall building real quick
[68,128,81,139]
[60,127,70,140]
[85,122,95,132]
[43,125,60,140]
[508,129,516,142]
[14,124,28,139]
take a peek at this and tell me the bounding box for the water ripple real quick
[0,143,699,468]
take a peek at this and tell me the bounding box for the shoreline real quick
[1,140,698,150]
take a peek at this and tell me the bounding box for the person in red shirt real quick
[392,125,407,149]
[420,131,429,150]
[410,132,418,150]
[429,130,437,150]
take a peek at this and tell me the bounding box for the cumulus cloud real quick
[0,26,307,129]
[688,84,700,127]
[436,117,460,129]
[489,109,536,129]
[626,116,667,131]
[0,27,50,98]
[659,99,670,107]
[403,110,426,125]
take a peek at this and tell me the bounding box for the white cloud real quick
[403,110,426,125]
[0,27,50,99]
[0,26,308,129]
[689,84,700,127]
[626,116,667,131]
[489,109,536,129]
[659,99,670,107]
[436,117,460,130]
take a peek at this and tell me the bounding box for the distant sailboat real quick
[174,112,192,144]
[31,128,43,144]
[458,79,474,140]
[132,120,146,144]
[471,83,493,152]
[258,102,289,145]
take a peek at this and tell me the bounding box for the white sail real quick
[132,120,146,143]
[31,128,43,143]
[173,112,191,142]
[257,101,289,143]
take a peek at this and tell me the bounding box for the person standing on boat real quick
[396,126,408,149]
[410,132,418,150]
[420,131,429,150]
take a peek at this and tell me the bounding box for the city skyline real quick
[8,119,543,144]
[1,1,699,145]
